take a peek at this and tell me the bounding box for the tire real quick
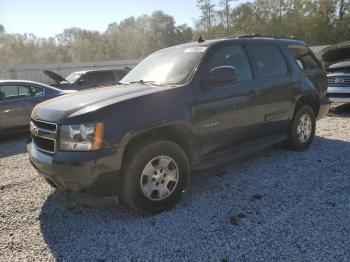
[287,105,316,151]
[120,140,190,214]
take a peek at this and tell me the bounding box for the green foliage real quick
[0,11,192,65]
[0,1,349,65]
[195,0,350,45]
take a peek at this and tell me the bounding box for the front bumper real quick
[317,96,331,120]
[27,142,121,197]
[327,86,350,103]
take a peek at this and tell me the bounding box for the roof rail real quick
[225,33,303,42]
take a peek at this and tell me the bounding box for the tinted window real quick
[96,71,115,82]
[30,86,44,96]
[84,73,96,84]
[289,45,321,71]
[0,85,32,101]
[115,70,128,80]
[207,45,253,82]
[251,44,288,78]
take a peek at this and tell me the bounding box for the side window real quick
[84,73,96,85]
[96,71,115,82]
[0,86,17,100]
[251,44,288,78]
[207,45,253,82]
[288,45,321,71]
[30,86,44,96]
[116,70,128,80]
[0,85,32,101]
[18,86,31,97]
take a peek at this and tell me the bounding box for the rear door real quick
[194,41,265,156]
[248,42,298,134]
[0,85,34,129]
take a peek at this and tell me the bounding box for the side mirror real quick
[204,66,238,87]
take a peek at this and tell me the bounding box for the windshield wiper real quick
[129,80,159,85]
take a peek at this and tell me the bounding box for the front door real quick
[194,41,265,157]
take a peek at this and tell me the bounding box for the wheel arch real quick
[118,123,198,172]
[293,93,320,117]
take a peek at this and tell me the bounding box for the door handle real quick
[249,90,260,98]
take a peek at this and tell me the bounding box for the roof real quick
[71,68,128,75]
[0,79,63,92]
[0,79,52,87]
[158,34,305,53]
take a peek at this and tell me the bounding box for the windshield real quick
[65,72,83,84]
[120,46,206,85]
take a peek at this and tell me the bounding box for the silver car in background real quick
[318,42,350,103]
[327,61,350,103]
[0,80,73,133]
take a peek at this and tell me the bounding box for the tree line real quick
[195,0,350,45]
[0,0,349,65]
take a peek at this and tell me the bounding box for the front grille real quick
[328,93,350,98]
[33,136,55,152]
[328,76,350,86]
[31,118,57,132]
[30,119,57,154]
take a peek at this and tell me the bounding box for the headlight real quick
[59,122,104,151]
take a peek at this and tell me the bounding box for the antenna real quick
[198,35,205,43]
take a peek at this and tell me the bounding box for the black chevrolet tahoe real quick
[28,35,330,214]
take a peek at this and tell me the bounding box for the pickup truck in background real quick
[44,68,130,90]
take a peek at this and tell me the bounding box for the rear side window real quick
[288,45,321,71]
[207,45,253,82]
[251,44,288,78]
[30,86,44,96]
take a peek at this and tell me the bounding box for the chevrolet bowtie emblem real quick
[30,124,39,137]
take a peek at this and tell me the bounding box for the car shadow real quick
[0,131,30,158]
[38,135,350,261]
[328,103,350,117]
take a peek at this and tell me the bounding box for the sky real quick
[0,0,249,38]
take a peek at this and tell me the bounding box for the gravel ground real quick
[1,104,350,262]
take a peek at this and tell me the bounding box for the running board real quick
[192,133,288,170]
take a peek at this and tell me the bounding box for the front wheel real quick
[120,140,190,214]
[287,105,316,151]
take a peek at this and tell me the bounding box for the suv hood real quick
[320,42,350,71]
[43,70,67,84]
[32,84,163,122]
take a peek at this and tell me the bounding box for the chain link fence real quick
[0,60,140,84]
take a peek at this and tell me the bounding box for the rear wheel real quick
[121,140,190,214]
[287,105,316,151]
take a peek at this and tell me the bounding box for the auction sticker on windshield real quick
[184,46,207,53]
